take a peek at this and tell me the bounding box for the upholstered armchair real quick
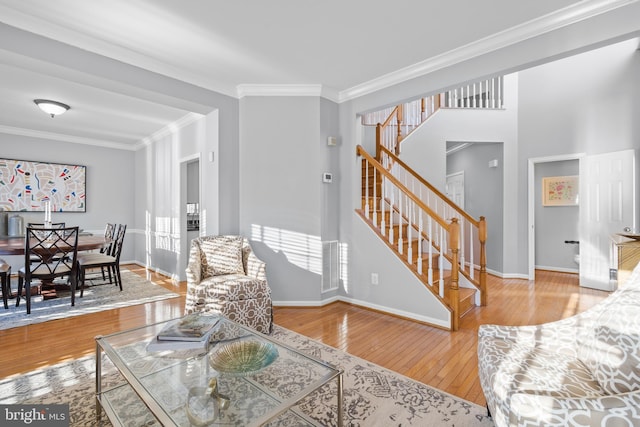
[185,235,272,334]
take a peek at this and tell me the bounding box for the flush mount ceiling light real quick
[33,99,70,118]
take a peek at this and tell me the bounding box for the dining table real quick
[0,233,111,300]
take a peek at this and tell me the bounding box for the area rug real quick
[0,325,494,426]
[0,269,180,330]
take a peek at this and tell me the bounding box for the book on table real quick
[147,314,220,353]
[157,313,220,342]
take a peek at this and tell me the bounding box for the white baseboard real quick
[535,265,579,274]
[274,294,450,329]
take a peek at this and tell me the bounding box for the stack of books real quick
[147,313,220,353]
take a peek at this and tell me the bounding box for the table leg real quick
[96,338,103,422]
[337,372,343,427]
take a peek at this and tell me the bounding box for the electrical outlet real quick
[371,273,379,285]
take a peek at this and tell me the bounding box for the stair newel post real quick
[459,215,466,275]
[479,216,488,306]
[449,218,460,331]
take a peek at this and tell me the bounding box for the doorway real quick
[527,154,583,280]
[180,154,201,280]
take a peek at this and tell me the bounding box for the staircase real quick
[356,79,497,331]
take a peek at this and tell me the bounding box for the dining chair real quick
[77,224,127,297]
[97,223,116,283]
[0,258,11,310]
[27,222,66,265]
[16,226,80,314]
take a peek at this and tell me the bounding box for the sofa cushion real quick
[479,334,604,425]
[577,286,640,394]
[200,236,245,277]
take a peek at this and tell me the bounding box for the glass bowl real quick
[209,339,278,376]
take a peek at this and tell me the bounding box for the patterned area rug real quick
[0,269,180,330]
[0,324,494,426]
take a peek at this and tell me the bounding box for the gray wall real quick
[518,38,640,274]
[0,133,135,270]
[534,160,579,272]
[238,96,325,303]
[447,143,504,273]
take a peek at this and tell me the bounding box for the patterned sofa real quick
[478,262,640,427]
[185,235,273,334]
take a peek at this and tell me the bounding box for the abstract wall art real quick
[0,158,86,212]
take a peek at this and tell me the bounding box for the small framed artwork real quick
[542,175,578,206]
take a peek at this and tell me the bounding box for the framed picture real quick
[542,175,578,206]
[0,158,86,212]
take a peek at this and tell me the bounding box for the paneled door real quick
[579,149,636,291]
[446,171,465,209]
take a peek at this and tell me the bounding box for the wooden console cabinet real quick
[611,234,640,286]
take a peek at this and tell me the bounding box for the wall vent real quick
[322,240,339,292]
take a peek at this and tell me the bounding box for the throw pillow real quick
[200,236,245,277]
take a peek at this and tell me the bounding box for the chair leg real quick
[25,278,31,314]
[115,265,123,291]
[79,267,85,298]
[16,276,23,308]
[71,271,76,307]
[1,272,8,310]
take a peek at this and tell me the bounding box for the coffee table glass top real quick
[96,315,342,426]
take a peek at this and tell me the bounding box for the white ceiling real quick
[0,0,635,150]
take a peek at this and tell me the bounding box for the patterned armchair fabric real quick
[185,235,272,334]
[478,262,640,427]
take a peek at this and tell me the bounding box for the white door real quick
[446,171,465,209]
[579,149,636,291]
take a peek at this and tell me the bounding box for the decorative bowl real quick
[209,339,278,376]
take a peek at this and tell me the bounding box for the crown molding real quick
[0,124,136,151]
[135,112,205,149]
[237,84,340,103]
[0,112,204,151]
[338,0,640,102]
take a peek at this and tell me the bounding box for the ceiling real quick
[0,0,634,150]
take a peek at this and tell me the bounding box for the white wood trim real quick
[338,0,638,102]
[527,153,585,280]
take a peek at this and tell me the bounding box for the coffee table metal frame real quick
[95,315,343,426]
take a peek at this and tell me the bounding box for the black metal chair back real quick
[17,226,79,313]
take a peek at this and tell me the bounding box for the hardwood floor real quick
[0,265,609,407]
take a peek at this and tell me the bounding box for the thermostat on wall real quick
[323,172,333,183]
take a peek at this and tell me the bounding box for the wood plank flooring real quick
[0,265,609,407]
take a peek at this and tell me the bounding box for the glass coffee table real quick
[95,315,343,426]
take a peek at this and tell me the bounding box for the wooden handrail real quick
[379,146,479,227]
[357,146,450,230]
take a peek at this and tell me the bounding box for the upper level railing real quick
[361,76,504,156]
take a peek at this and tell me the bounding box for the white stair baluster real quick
[397,191,403,254]
[364,159,370,220]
